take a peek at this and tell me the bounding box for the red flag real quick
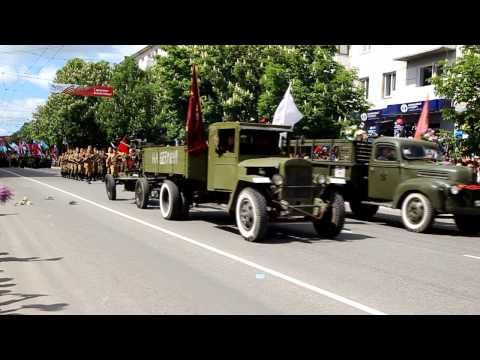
[185,64,208,154]
[118,136,129,154]
[414,97,429,140]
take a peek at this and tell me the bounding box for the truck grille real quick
[416,170,450,180]
[284,165,312,199]
[355,142,372,164]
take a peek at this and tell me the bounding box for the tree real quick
[431,45,480,153]
[96,57,154,142]
[258,46,369,138]
[148,45,368,140]
[17,59,113,148]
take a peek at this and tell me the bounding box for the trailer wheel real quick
[135,178,150,209]
[454,215,480,235]
[105,174,116,201]
[159,180,183,220]
[235,187,268,242]
[349,200,379,220]
[313,191,345,238]
[401,192,434,233]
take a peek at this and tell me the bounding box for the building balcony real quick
[392,45,457,62]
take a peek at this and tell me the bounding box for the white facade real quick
[334,45,461,134]
[131,45,166,70]
[335,45,459,109]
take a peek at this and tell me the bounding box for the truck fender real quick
[392,178,447,211]
[227,180,269,214]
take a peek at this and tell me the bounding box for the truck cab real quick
[289,136,480,234]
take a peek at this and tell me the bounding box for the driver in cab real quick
[377,147,396,161]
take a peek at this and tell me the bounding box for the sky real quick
[0,45,146,136]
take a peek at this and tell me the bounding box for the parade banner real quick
[185,64,208,154]
[50,83,113,97]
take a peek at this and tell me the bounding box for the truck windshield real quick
[239,130,284,156]
[401,144,441,161]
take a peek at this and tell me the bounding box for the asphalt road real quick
[1,167,480,314]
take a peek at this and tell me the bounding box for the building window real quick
[420,64,444,86]
[336,45,350,55]
[383,72,396,98]
[435,64,444,77]
[420,66,433,86]
[361,45,371,53]
[359,77,369,99]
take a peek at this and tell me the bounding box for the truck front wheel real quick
[313,192,345,238]
[105,174,116,201]
[349,200,379,220]
[135,178,150,209]
[454,215,480,235]
[401,192,434,233]
[235,188,268,242]
[159,180,183,220]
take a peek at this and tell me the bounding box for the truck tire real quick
[180,190,190,219]
[401,192,434,233]
[105,174,116,201]
[349,200,379,220]
[454,215,480,235]
[159,180,183,220]
[235,187,268,242]
[313,191,345,238]
[135,178,150,209]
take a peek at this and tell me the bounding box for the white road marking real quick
[463,255,480,260]
[1,168,386,315]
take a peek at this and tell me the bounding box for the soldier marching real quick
[59,143,140,183]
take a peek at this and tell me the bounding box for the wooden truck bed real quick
[288,139,372,182]
[142,145,207,183]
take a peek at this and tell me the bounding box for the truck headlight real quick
[272,174,284,186]
[450,185,460,195]
[318,175,326,184]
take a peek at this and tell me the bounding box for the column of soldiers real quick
[59,146,139,183]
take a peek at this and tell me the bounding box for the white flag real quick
[272,83,303,127]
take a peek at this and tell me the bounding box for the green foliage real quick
[96,57,155,142]
[148,45,368,140]
[432,45,480,152]
[14,45,369,146]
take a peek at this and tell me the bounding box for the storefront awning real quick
[384,99,451,116]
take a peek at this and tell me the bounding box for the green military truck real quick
[105,121,347,242]
[289,137,480,234]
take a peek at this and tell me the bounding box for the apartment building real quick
[131,45,166,70]
[335,45,459,136]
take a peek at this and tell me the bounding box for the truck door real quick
[368,143,401,201]
[207,128,238,191]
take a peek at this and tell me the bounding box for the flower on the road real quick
[0,185,13,204]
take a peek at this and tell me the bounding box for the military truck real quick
[105,121,347,242]
[289,137,480,234]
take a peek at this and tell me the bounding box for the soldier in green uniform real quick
[106,147,113,175]
[74,147,81,180]
[109,148,119,177]
[83,145,94,183]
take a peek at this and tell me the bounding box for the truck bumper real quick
[445,188,480,216]
[273,197,327,219]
